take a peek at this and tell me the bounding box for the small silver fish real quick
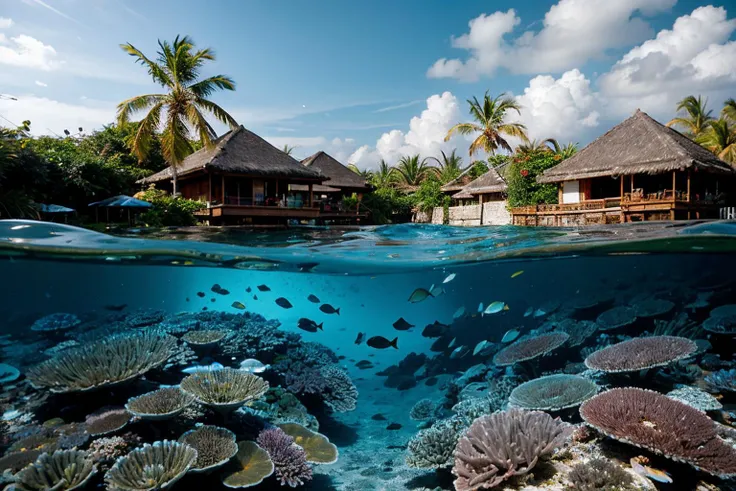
[408,288,433,303]
[239,359,269,373]
[501,329,520,343]
[523,307,534,317]
[484,301,508,315]
[443,273,456,284]
[453,306,466,319]
[430,285,445,297]
[182,362,224,374]
[448,337,457,349]
[533,309,546,318]
[450,346,469,359]
[478,303,484,313]
[473,340,494,356]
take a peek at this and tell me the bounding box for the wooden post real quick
[308,183,313,207]
[221,174,225,204]
[631,174,634,193]
[686,171,691,202]
[620,175,624,198]
[208,171,212,204]
[672,171,676,201]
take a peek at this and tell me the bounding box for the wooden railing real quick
[515,198,621,214]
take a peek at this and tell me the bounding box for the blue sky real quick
[0,0,734,168]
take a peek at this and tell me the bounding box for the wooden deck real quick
[196,205,320,219]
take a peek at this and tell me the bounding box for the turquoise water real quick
[0,219,735,490]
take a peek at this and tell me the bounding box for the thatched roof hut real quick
[462,167,507,194]
[538,109,735,184]
[441,166,479,193]
[139,126,324,184]
[300,151,370,191]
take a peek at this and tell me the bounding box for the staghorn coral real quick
[85,409,130,437]
[584,335,697,373]
[181,330,226,347]
[180,368,269,413]
[406,417,466,469]
[320,366,358,413]
[667,386,723,411]
[88,433,142,471]
[125,387,195,421]
[30,313,80,332]
[509,374,598,411]
[579,387,736,477]
[27,332,176,393]
[409,399,436,421]
[221,441,274,489]
[178,425,237,473]
[257,427,312,487]
[104,440,197,491]
[14,449,96,491]
[277,423,338,464]
[596,306,637,330]
[452,408,572,490]
[492,332,569,366]
[567,458,635,491]
[703,368,736,393]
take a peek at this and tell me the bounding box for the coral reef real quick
[125,387,195,421]
[580,387,736,477]
[584,335,697,373]
[567,458,635,491]
[493,332,569,366]
[320,366,358,413]
[248,387,319,431]
[277,423,338,464]
[104,440,197,491]
[284,368,328,395]
[0,450,44,475]
[181,329,226,347]
[509,374,599,411]
[409,399,436,421]
[27,332,176,393]
[702,304,736,334]
[406,417,466,469]
[0,363,20,384]
[180,368,269,413]
[178,425,237,473]
[221,441,274,489]
[555,319,597,347]
[13,449,96,491]
[124,309,165,328]
[703,368,736,393]
[88,433,142,471]
[256,427,312,487]
[85,409,130,436]
[30,313,80,333]
[633,298,674,318]
[667,386,722,411]
[596,306,637,330]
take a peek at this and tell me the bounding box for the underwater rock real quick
[580,387,736,477]
[30,313,80,333]
[596,306,638,331]
[509,374,599,411]
[406,417,467,469]
[667,386,723,411]
[178,425,238,473]
[125,387,196,421]
[221,441,274,489]
[26,332,176,393]
[257,427,312,488]
[493,332,569,366]
[14,449,96,491]
[104,440,198,491]
[409,399,437,422]
[277,423,338,464]
[180,368,269,413]
[85,408,130,437]
[584,335,697,373]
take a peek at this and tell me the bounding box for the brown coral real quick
[579,387,736,477]
[493,332,569,366]
[584,335,697,373]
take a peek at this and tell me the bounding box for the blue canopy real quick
[88,195,152,208]
[37,203,75,213]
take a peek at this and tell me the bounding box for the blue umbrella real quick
[88,195,152,208]
[37,204,75,213]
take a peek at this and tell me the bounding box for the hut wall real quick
[481,201,511,225]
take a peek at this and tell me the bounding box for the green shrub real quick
[361,187,413,224]
[414,177,448,214]
[138,186,205,226]
[506,153,560,208]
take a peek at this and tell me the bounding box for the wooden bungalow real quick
[512,110,736,226]
[435,167,511,226]
[138,126,326,225]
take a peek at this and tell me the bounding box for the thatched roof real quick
[462,167,507,194]
[290,184,341,193]
[441,166,479,193]
[301,151,370,190]
[138,126,324,184]
[538,110,735,184]
[451,189,475,199]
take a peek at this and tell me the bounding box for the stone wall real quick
[447,205,481,226]
[415,201,511,226]
[481,201,511,225]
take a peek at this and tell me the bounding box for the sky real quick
[0,0,734,169]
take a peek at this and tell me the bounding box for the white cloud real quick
[514,69,600,142]
[0,95,114,135]
[427,0,675,81]
[0,17,13,29]
[34,80,47,87]
[0,34,60,70]
[599,5,736,117]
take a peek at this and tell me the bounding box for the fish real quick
[501,329,520,343]
[239,359,269,373]
[196,292,205,298]
[218,289,230,296]
[354,332,365,345]
[246,287,252,293]
[231,301,246,310]
[338,355,346,360]
[297,318,323,333]
[297,262,319,272]
[523,307,534,317]
[386,423,402,430]
[430,285,445,297]
[453,306,466,320]
[253,295,258,300]
[408,288,433,303]
[307,294,320,303]
[355,360,374,369]
[182,362,224,374]
[211,284,222,293]
[533,309,546,318]
[275,298,293,309]
[430,337,450,352]
[443,273,456,284]
[473,340,495,356]
[103,304,127,311]
[511,270,524,278]
[478,303,484,313]
[450,345,469,359]
[630,457,673,484]
[319,304,340,315]
[422,321,447,338]
[186,298,190,302]
[483,301,508,315]
[210,298,216,303]
[257,285,271,292]
[367,336,398,349]
[201,307,208,311]
[448,337,457,349]
[371,414,387,421]
[392,317,414,331]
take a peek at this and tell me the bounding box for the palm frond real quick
[130,101,165,162]
[185,105,217,147]
[116,94,167,124]
[188,75,236,98]
[445,123,481,141]
[195,99,239,129]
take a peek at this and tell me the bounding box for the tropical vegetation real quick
[667,95,736,165]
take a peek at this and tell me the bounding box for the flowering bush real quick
[138,186,205,226]
[506,153,559,207]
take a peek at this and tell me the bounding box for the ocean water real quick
[0,219,735,490]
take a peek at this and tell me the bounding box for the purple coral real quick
[257,427,312,487]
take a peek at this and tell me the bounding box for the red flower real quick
[520,169,529,177]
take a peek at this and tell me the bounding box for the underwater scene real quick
[1,220,736,491]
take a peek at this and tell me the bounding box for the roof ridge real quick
[205,125,243,169]
[636,111,691,163]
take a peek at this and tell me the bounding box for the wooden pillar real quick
[620,175,624,198]
[308,183,313,207]
[208,172,212,204]
[686,171,691,202]
[631,174,634,192]
[672,171,676,200]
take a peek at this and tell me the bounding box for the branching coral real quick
[579,388,736,477]
[125,387,195,420]
[104,440,197,491]
[406,417,466,469]
[180,368,269,413]
[667,386,722,411]
[409,399,436,421]
[257,427,312,487]
[493,332,569,366]
[320,366,358,413]
[14,449,96,491]
[178,425,237,473]
[27,332,176,393]
[567,458,635,491]
[284,368,328,395]
[703,368,736,393]
[85,409,130,436]
[452,409,572,490]
[509,374,599,411]
[584,335,697,373]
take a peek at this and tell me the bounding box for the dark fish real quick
[354,332,365,345]
[367,336,398,350]
[425,377,438,387]
[186,298,190,302]
[257,285,271,292]
[275,298,293,309]
[338,355,346,360]
[408,288,433,303]
[201,307,208,311]
[422,321,448,338]
[371,413,387,421]
[319,304,340,315]
[211,298,216,303]
[356,360,373,368]
[298,262,319,272]
[392,317,414,331]
[307,294,320,303]
[231,301,246,310]
[386,423,402,430]
[211,284,222,293]
[397,379,416,390]
[246,287,252,293]
[297,318,323,333]
[103,304,127,311]
[218,289,230,296]
[196,292,205,298]
[253,295,258,300]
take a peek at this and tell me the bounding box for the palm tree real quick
[347,163,373,181]
[446,92,528,156]
[516,139,555,155]
[370,159,395,188]
[553,141,579,160]
[393,155,436,187]
[426,149,463,184]
[117,35,238,195]
[722,98,736,123]
[697,119,736,164]
[282,144,295,156]
[666,95,714,138]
